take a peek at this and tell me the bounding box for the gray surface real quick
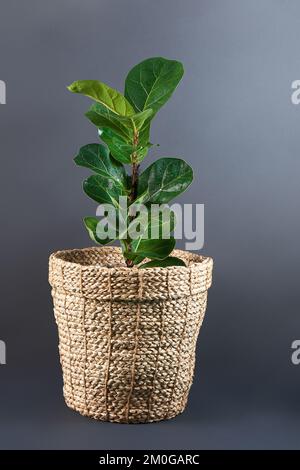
[0,0,299,449]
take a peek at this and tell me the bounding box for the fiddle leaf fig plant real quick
[68,57,193,268]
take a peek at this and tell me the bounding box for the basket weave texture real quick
[49,246,213,423]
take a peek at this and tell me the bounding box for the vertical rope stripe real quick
[104,271,113,421]
[62,265,75,406]
[180,294,206,410]
[125,303,140,422]
[82,296,88,414]
[125,271,142,422]
[80,263,89,414]
[164,296,189,419]
[147,299,164,422]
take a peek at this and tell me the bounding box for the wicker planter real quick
[49,246,213,423]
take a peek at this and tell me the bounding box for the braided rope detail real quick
[49,247,213,423]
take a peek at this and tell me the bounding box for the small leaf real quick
[67,80,134,116]
[129,108,153,131]
[99,128,151,164]
[139,256,186,269]
[86,103,132,141]
[125,237,175,260]
[99,129,132,163]
[86,103,153,142]
[83,217,114,245]
[137,158,193,204]
[137,121,151,148]
[129,206,176,252]
[74,143,126,188]
[125,57,184,115]
[83,174,124,207]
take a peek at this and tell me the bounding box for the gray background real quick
[0,0,299,450]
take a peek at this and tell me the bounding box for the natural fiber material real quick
[49,247,213,423]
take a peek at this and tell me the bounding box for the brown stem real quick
[130,162,140,203]
[125,132,140,268]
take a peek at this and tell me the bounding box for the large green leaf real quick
[99,128,151,164]
[125,57,184,115]
[86,103,153,141]
[124,237,175,260]
[67,80,134,116]
[129,206,175,251]
[86,103,132,141]
[83,216,114,245]
[83,174,124,207]
[74,143,126,188]
[139,256,186,269]
[99,129,132,164]
[137,158,193,204]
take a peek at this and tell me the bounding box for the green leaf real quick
[124,237,175,260]
[86,103,153,141]
[130,108,153,131]
[129,206,175,252]
[139,256,186,269]
[67,80,134,116]
[137,158,193,204]
[125,57,184,115]
[132,255,146,265]
[148,207,176,237]
[74,143,126,188]
[83,174,124,207]
[99,129,132,164]
[138,121,151,148]
[99,128,151,164]
[86,103,132,141]
[83,216,114,245]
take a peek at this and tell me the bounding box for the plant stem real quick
[125,131,140,268]
[130,162,140,202]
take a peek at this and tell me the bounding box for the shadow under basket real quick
[49,247,213,423]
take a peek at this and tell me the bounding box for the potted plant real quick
[49,57,213,423]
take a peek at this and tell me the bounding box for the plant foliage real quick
[68,57,193,268]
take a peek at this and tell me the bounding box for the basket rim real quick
[49,246,213,273]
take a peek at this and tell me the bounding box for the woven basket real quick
[49,246,213,423]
